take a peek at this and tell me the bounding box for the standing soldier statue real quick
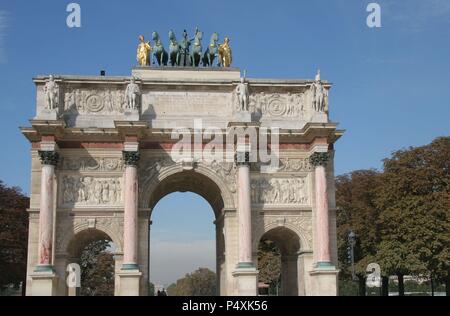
[44,75,59,110]
[236,77,249,112]
[125,77,141,110]
[310,70,328,113]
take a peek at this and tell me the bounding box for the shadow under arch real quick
[253,220,310,254]
[140,163,236,218]
[66,228,113,259]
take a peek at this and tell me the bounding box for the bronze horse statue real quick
[168,30,181,66]
[152,31,168,66]
[189,29,203,67]
[202,32,219,67]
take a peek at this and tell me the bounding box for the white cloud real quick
[150,239,215,286]
[0,11,8,63]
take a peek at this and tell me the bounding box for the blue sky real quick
[0,0,449,285]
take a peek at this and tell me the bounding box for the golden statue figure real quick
[218,37,232,67]
[137,35,152,66]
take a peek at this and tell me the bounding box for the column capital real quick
[122,151,140,166]
[309,151,329,167]
[235,151,250,166]
[38,150,59,166]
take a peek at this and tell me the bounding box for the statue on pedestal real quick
[44,75,59,110]
[136,35,152,67]
[236,77,249,112]
[125,77,141,110]
[310,70,328,113]
[218,37,232,67]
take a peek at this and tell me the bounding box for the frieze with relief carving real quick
[251,177,309,205]
[59,157,124,171]
[60,175,123,207]
[63,86,126,114]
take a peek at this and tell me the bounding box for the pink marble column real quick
[36,150,59,271]
[122,151,140,270]
[310,151,332,267]
[236,151,254,267]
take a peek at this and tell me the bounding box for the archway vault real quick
[139,162,236,218]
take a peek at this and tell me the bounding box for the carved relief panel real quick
[60,175,123,207]
[62,85,126,115]
[58,156,124,208]
[251,176,310,206]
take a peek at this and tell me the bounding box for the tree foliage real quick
[166,267,216,296]
[0,181,29,291]
[376,137,450,283]
[257,239,281,286]
[80,239,115,296]
[336,137,450,295]
[336,170,382,277]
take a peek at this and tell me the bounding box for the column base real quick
[30,269,57,296]
[121,263,139,270]
[314,261,336,270]
[117,269,142,296]
[232,264,258,296]
[309,266,339,296]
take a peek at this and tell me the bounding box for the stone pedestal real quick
[311,112,328,123]
[232,266,259,296]
[30,271,57,296]
[124,109,140,121]
[309,268,339,296]
[37,109,58,120]
[117,269,142,296]
[233,111,251,123]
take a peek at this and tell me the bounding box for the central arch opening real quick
[145,170,227,296]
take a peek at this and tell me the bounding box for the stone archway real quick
[257,227,301,296]
[139,160,236,212]
[140,164,235,296]
[65,228,118,296]
[24,67,342,296]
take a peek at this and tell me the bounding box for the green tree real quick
[167,268,216,296]
[257,239,281,294]
[80,239,115,296]
[166,283,177,296]
[335,170,382,295]
[148,282,155,296]
[375,137,450,296]
[0,181,29,294]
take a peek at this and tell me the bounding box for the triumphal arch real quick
[21,33,343,296]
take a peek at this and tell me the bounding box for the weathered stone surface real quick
[23,67,343,296]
